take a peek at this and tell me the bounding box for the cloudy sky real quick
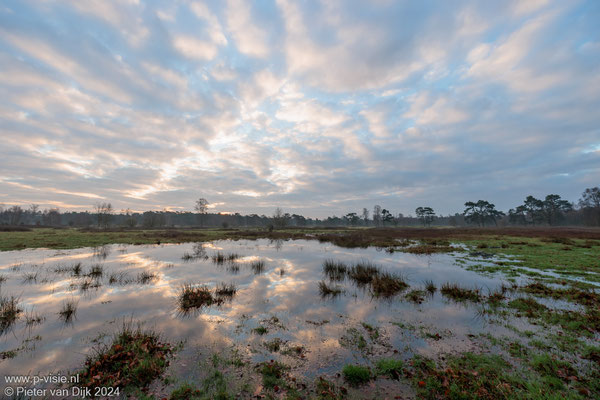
[0,0,598,217]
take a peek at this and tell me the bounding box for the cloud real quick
[226,0,270,57]
[0,0,598,217]
[172,35,218,60]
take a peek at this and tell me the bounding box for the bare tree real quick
[123,208,137,228]
[194,198,209,227]
[42,208,61,226]
[272,207,288,229]
[373,205,382,227]
[94,202,113,228]
[361,208,369,226]
[7,206,23,225]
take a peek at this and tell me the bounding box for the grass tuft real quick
[323,259,348,281]
[215,282,237,298]
[77,323,173,393]
[371,271,409,297]
[137,270,157,284]
[441,282,482,302]
[250,260,265,274]
[342,364,371,386]
[178,284,218,312]
[376,358,404,379]
[318,280,344,297]
[58,299,78,323]
[1,294,22,335]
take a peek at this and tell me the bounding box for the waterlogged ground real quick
[1,238,599,399]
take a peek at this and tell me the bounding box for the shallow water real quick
[0,239,521,387]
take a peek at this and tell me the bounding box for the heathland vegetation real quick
[1,189,599,399]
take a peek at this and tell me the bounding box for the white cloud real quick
[404,92,468,126]
[190,2,228,46]
[226,0,270,57]
[172,35,218,60]
[466,11,566,93]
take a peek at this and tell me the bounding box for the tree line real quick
[1,187,599,229]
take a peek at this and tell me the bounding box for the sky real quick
[0,0,599,218]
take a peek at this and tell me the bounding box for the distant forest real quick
[1,187,599,229]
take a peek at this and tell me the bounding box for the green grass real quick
[0,227,351,251]
[462,236,600,284]
[375,358,403,379]
[257,360,289,389]
[342,364,371,386]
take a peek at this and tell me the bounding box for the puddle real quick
[0,239,541,386]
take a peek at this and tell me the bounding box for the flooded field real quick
[1,238,598,398]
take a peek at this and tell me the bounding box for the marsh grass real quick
[405,289,426,304]
[323,259,348,281]
[86,264,104,278]
[178,284,220,313]
[79,278,102,292]
[58,299,78,323]
[137,270,157,284]
[53,264,73,274]
[441,282,482,302]
[508,297,548,318]
[77,322,173,392]
[405,244,456,254]
[71,262,82,277]
[227,263,240,274]
[250,260,265,274]
[212,252,241,265]
[424,280,437,294]
[108,271,133,285]
[487,286,507,305]
[215,282,237,298]
[318,280,344,297]
[0,294,22,334]
[348,261,380,286]
[181,252,195,261]
[371,271,409,297]
[22,271,39,284]
[24,308,45,327]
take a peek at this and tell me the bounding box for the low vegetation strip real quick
[2,226,600,252]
